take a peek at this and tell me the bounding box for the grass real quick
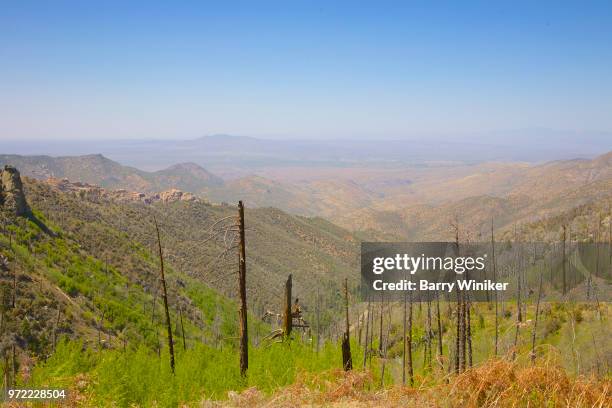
[25,338,361,407]
[23,338,610,407]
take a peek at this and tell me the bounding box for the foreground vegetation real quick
[8,334,610,407]
[20,339,362,407]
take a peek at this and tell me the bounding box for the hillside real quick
[24,174,359,327]
[0,154,224,194]
[334,152,612,241]
[2,152,609,240]
[0,173,254,359]
[0,168,366,374]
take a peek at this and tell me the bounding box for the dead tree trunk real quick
[407,292,414,386]
[356,308,361,347]
[452,218,464,373]
[455,293,461,372]
[512,269,521,361]
[316,287,320,352]
[283,274,292,336]
[460,294,466,372]
[531,273,543,363]
[426,298,432,371]
[368,298,374,366]
[238,201,249,377]
[378,291,384,354]
[466,294,472,368]
[179,306,186,351]
[154,216,175,374]
[362,293,371,369]
[491,219,498,357]
[562,225,567,296]
[402,275,407,385]
[436,290,443,370]
[341,278,352,371]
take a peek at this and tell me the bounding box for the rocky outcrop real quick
[153,189,197,203]
[0,166,30,216]
[45,178,202,205]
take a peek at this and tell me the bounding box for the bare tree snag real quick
[512,269,521,361]
[316,287,320,352]
[466,294,472,368]
[283,274,292,337]
[426,298,432,371]
[238,201,248,377]
[436,290,443,370]
[179,306,186,351]
[531,273,543,363]
[460,294,466,372]
[362,293,371,369]
[154,215,175,374]
[562,225,567,296]
[378,291,384,354]
[491,219,498,357]
[454,293,461,373]
[407,292,414,386]
[368,298,374,366]
[341,278,352,371]
[452,218,463,373]
[402,274,407,385]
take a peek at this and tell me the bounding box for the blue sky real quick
[1,1,611,140]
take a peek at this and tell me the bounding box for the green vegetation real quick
[26,338,361,407]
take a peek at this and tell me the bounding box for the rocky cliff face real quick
[45,177,201,204]
[0,165,30,216]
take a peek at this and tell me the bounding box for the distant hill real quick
[0,154,224,193]
[336,152,612,240]
[1,151,610,243]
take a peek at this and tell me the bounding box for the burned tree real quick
[436,290,444,370]
[195,201,250,374]
[407,291,414,385]
[238,201,248,377]
[426,298,433,371]
[402,273,407,385]
[341,278,352,371]
[531,273,543,363]
[491,219,498,357]
[363,293,371,369]
[154,215,175,374]
[283,274,292,337]
[562,225,567,296]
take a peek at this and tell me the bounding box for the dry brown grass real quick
[208,359,611,408]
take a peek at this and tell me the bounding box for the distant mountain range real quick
[2,131,610,173]
[1,150,610,243]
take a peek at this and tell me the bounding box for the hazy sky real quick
[1,1,612,140]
